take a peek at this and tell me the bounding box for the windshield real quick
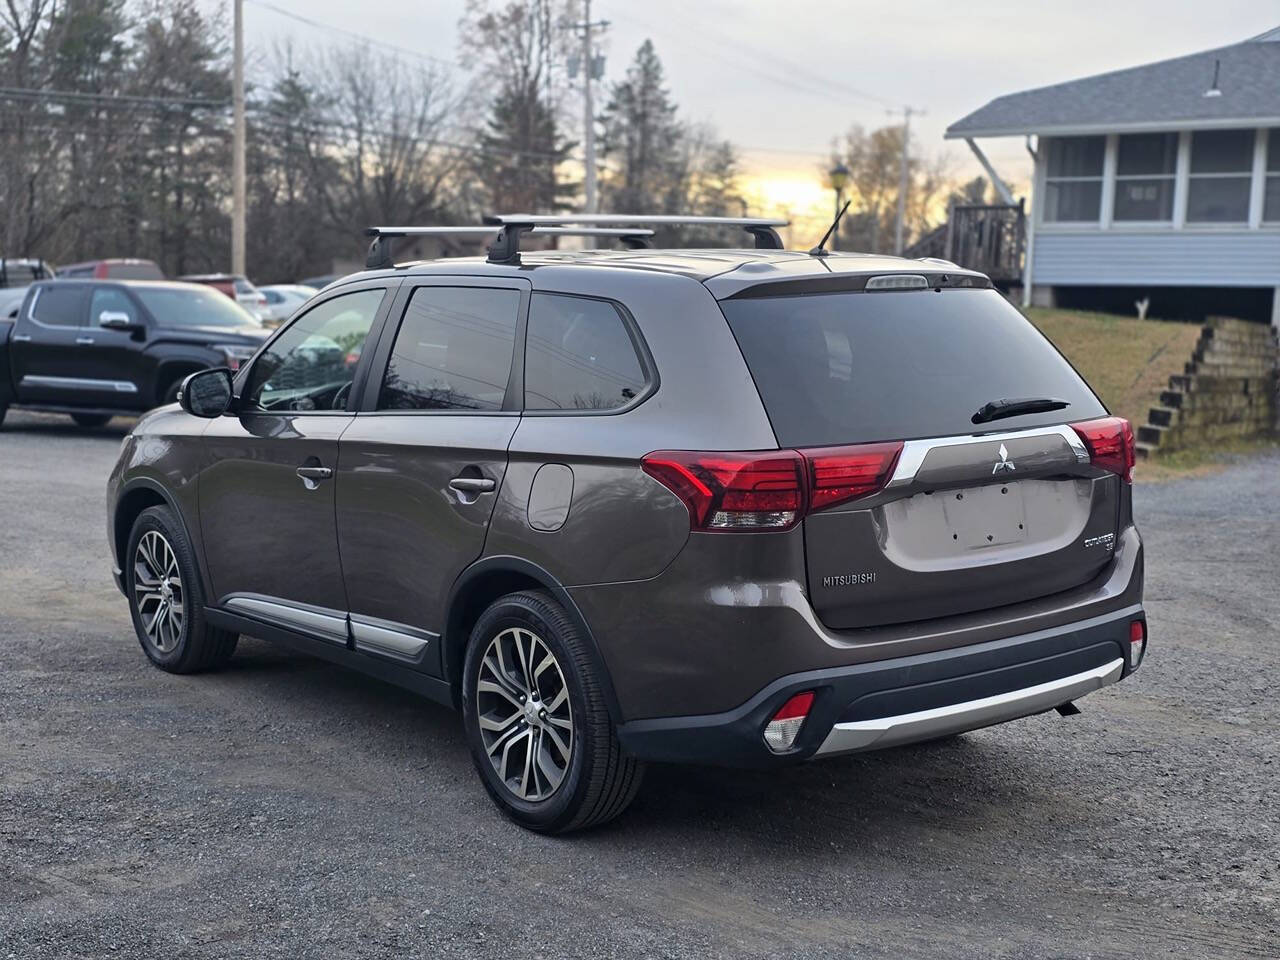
[721,288,1106,446]
[134,286,261,329]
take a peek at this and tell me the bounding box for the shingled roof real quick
[946,27,1280,138]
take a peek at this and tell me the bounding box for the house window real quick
[1043,136,1104,222]
[1265,128,1280,223]
[1186,129,1253,223]
[1113,133,1176,221]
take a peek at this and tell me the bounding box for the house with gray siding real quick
[946,26,1280,325]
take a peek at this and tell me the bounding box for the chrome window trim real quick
[815,658,1124,756]
[20,374,138,394]
[886,424,1090,488]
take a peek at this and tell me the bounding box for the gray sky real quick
[243,0,1280,226]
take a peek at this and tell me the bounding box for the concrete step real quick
[1147,405,1177,428]
[1169,373,1274,393]
[1134,441,1158,460]
[1186,361,1276,378]
[1137,423,1167,447]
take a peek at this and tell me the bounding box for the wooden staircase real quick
[1136,317,1278,458]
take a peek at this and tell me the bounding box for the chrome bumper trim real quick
[815,657,1125,756]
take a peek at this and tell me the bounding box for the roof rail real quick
[363,225,656,270]
[483,214,789,252]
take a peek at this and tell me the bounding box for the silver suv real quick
[107,216,1146,833]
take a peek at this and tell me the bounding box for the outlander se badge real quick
[992,443,1016,474]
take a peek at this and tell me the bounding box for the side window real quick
[243,288,385,412]
[377,286,520,411]
[89,288,139,327]
[29,285,89,327]
[524,293,647,411]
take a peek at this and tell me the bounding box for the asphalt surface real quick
[0,408,1276,959]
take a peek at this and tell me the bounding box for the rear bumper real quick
[615,603,1144,767]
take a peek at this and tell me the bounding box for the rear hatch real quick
[720,282,1128,630]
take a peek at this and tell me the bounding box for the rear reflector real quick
[1071,416,1135,483]
[1128,619,1146,669]
[642,442,902,532]
[763,691,815,752]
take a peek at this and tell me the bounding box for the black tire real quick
[0,404,7,427]
[125,505,238,673]
[161,378,183,406]
[71,413,112,428]
[461,590,643,834]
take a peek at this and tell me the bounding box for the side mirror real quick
[98,310,144,332]
[179,367,234,418]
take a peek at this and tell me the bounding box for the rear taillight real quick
[804,442,903,511]
[763,691,814,752]
[642,441,902,532]
[1071,416,1135,483]
[641,450,805,531]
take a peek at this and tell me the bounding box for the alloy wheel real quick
[476,627,574,802]
[133,530,184,653]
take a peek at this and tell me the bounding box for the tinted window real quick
[244,289,385,412]
[722,288,1106,446]
[134,286,260,328]
[378,287,519,411]
[90,288,140,326]
[524,294,647,411]
[30,285,88,327]
[103,261,164,280]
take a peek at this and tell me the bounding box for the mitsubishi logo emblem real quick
[992,443,1016,474]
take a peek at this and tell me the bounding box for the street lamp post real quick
[828,162,850,251]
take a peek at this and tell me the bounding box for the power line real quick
[244,0,458,70]
[0,85,228,109]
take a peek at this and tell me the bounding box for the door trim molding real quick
[21,374,138,393]
[221,594,349,645]
[350,613,436,664]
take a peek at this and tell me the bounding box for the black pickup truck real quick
[0,279,269,427]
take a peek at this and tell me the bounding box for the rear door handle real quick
[296,465,333,490]
[449,477,496,493]
[76,337,95,345]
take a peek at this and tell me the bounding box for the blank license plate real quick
[940,482,1028,549]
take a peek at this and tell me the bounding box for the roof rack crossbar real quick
[483,214,788,250]
[363,225,656,268]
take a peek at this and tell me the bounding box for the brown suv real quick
[106,216,1146,833]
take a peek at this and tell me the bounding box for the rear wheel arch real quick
[443,556,621,723]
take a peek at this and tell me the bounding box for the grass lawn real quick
[1024,307,1202,430]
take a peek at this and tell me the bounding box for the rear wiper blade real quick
[971,397,1070,424]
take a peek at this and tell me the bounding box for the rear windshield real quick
[721,288,1106,446]
[104,262,164,280]
[135,286,261,328]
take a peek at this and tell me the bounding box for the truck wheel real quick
[71,413,112,428]
[125,506,238,673]
[462,591,643,834]
[162,379,184,405]
[0,404,7,427]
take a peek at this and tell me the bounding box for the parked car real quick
[180,273,269,319]
[106,222,1145,834]
[1,257,55,287]
[0,279,266,428]
[299,272,340,289]
[57,258,164,280]
[258,284,317,325]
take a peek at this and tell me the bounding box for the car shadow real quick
[3,411,136,436]
[210,639,1077,859]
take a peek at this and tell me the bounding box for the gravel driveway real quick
[1,409,1276,959]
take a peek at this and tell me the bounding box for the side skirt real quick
[204,606,456,709]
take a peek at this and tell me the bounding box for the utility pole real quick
[569,1,608,216]
[893,105,924,255]
[231,0,246,276]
